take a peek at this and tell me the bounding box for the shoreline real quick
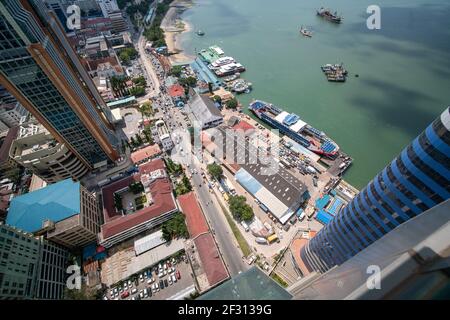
[161,0,196,65]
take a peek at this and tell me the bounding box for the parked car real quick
[131,288,138,294]
[176,270,181,280]
[164,279,168,287]
[121,291,130,299]
[171,274,177,283]
[159,280,164,289]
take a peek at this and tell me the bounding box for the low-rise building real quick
[100,159,178,248]
[153,120,174,152]
[130,144,162,165]
[6,179,102,249]
[9,122,89,183]
[188,92,223,129]
[109,11,128,33]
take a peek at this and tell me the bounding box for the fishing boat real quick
[299,26,313,37]
[317,7,342,24]
[249,100,339,158]
[196,30,205,36]
[321,63,348,82]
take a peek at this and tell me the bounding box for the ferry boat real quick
[317,8,342,24]
[249,100,339,158]
[214,63,246,77]
[209,56,236,69]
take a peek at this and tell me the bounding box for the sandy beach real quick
[161,0,196,64]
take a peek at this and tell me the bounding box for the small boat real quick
[196,30,205,36]
[299,26,313,37]
[317,7,342,24]
[223,73,240,82]
[230,79,252,94]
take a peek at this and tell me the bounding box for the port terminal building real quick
[201,126,309,224]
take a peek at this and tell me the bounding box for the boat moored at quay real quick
[249,100,340,159]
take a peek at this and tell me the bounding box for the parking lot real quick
[106,257,195,300]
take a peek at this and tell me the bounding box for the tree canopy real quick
[226,97,239,109]
[207,163,223,180]
[161,213,189,241]
[228,195,254,222]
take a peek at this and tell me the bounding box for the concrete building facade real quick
[9,122,89,183]
[0,223,69,300]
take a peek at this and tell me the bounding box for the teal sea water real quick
[179,0,450,189]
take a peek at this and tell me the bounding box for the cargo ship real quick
[249,100,339,158]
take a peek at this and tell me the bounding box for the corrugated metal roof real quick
[134,230,166,255]
[6,179,80,233]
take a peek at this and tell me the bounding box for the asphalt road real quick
[189,158,249,276]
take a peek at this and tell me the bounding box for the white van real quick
[240,221,249,232]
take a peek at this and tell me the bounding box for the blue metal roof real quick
[316,210,333,225]
[235,168,262,195]
[6,179,81,233]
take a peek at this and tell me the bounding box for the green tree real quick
[135,134,143,146]
[179,76,197,87]
[212,95,222,104]
[169,65,183,77]
[226,97,239,109]
[161,213,189,241]
[228,195,254,222]
[130,136,137,147]
[207,163,223,180]
[114,193,123,211]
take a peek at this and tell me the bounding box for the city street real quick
[189,156,249,276]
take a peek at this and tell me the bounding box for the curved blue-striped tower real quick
[301,107,450,273]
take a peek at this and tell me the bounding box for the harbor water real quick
[178,0,450,189]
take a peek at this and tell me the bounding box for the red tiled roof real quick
[178,192,209,238]
[130,144,162,164]
[178,192,228,286]
[100,159,177,240]
[232,120,255,132]
[194,234,229,286]
[168,84,185,97]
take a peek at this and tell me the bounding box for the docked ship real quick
[214,63,246,77]
[317,8,342,24]
[249,100,339,158]
[209,56,236,69]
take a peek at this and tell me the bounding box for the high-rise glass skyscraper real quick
[0,0,119,169]
[301,107,450,273]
